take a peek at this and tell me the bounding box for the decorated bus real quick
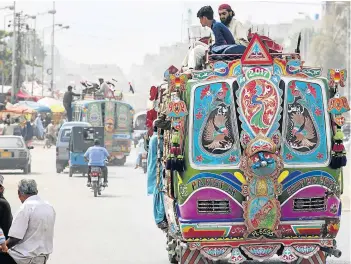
[149,33,348,264]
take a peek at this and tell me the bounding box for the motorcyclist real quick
[84,139,110,187]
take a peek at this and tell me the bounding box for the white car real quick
[0,136,33,174]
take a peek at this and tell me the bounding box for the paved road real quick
[1,145,350,263]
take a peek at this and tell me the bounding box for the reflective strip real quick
[184,250,199,264]
[314,251,325,264]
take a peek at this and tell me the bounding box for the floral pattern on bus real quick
[282,81,328,164]
[192,82,241,166]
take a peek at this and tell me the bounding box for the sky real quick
[0,0,323,73]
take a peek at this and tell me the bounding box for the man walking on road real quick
[0,175,12,240]
[0,179,56,264]
[63,86,80,122]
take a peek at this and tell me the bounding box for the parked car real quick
[0,136,33,174]
[56,121,91,173]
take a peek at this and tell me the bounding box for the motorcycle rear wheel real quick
[92,182,98,197]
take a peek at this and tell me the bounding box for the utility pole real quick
[14,12,23,92]
[1,7,14,94]
[31,16,36,95]
[10,1,16,103]
[51,1,55,96]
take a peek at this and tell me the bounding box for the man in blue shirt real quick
[197,6,235,48]
[84,139,110,187]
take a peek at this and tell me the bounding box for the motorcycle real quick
[89,160,108,197]
[90,167,103,197]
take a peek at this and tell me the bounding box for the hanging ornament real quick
[327,69,347,88]
[327,93,350,115]
[333,115,345,127]
[330,128,347,169]
[169,73,188,92]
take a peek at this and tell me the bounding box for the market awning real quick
[37,97,65,113]
[13,90,42,102]
[3,104,34,114]
[16,101,51,113]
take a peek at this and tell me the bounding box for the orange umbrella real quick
[4,105,34,114]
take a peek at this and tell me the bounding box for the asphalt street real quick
[1,143,350,264]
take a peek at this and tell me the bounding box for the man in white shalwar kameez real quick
[218,3,249,46]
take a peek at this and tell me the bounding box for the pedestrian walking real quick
[0,179,56,264]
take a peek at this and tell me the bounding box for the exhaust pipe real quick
[320,247,342,258]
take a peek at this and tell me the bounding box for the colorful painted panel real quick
[104,101,115,150]
[281,186,340,219]
[178,186,243,221]
[116,103,129,130]
[191,81,241,167]
[282,80,329,165]
[87,103,102,126]
[236,72,282,139]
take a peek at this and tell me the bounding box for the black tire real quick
[92,182,98,197]
[168,253,177,264]
[23,164,29,174]
[143,165,147,174]
[28,163,31,173]
[118,156,127,166]
[69,168,73,177]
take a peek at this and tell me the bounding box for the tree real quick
[0,30,13,86]
[309,2,350,77]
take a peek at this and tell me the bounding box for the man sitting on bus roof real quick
[218,4,248,46]
[197,6,235,50]
[197,6,246,56]
[181,36,211,72]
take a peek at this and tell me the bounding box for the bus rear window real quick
[190,81,241,169]
[282,80,330,166]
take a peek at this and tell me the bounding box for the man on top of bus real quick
[197,6,235,49]
[63,86,80,122]
[218,4,249,46]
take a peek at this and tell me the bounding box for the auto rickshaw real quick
[150,34,348,264]
[68,126,104,177]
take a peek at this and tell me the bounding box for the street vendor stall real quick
[0,104,34,124]
[37,97,65,124]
